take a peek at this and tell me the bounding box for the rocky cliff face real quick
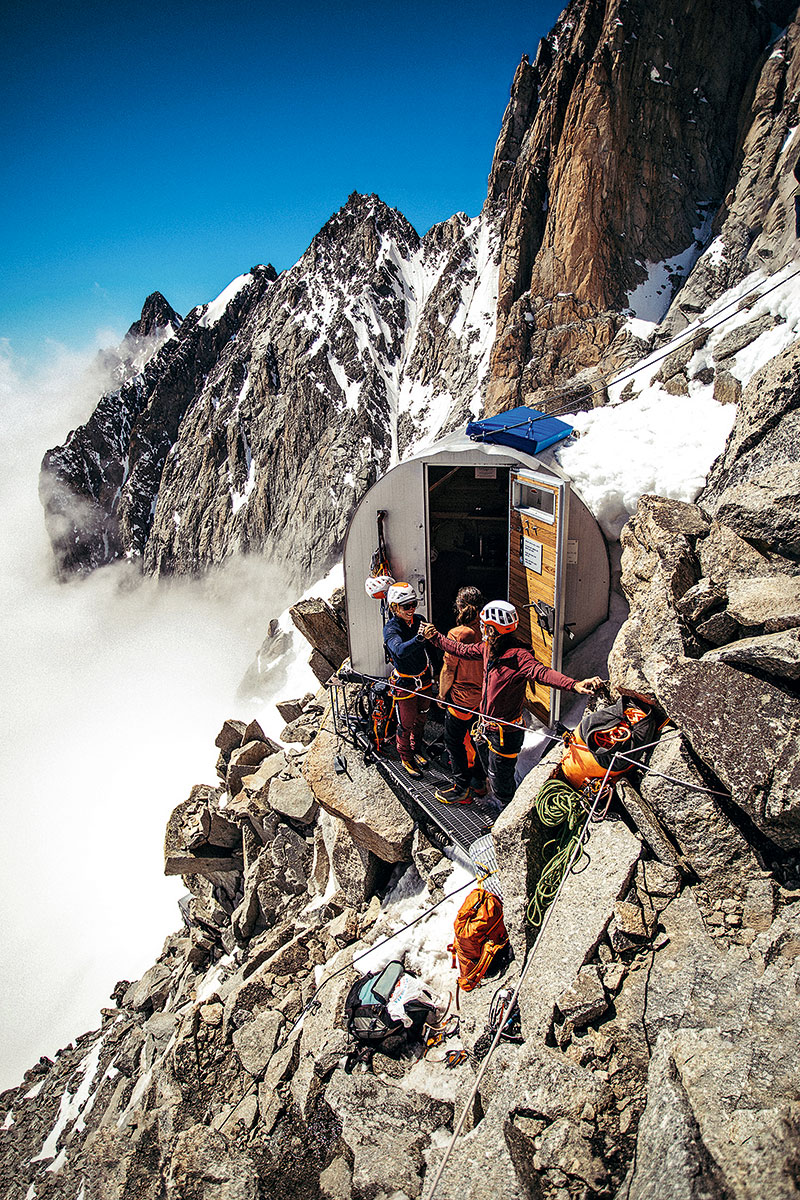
[6,345,800,1198]
[41,196,500,585]
[485,0,800,412]
[94,291,184,391]
[4,399,800,1198]
[40,5,799,585]
[13,1,800,1196]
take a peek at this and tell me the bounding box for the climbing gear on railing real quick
[526,778,589,931]
[355,678,397,753]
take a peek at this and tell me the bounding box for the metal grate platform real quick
[373,742,504,899]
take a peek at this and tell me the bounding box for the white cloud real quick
[0,342,296,1090]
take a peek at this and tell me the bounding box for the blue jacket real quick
[383,614,429,675]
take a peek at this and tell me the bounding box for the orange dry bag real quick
[449,887,509,993]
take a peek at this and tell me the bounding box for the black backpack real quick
[577,695,662,770]
[344,961,435,1053]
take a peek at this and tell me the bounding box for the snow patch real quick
[557,388,736,539]
[230,428,256,515]
[31,1039,104,1164]
[355,851,475,997]
[328,353,362,412]
[781,125,798,155]
[195,955,234,1004]
[199,273,252,328]
[626,207,714,323]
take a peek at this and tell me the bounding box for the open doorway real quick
[427,464,510,632]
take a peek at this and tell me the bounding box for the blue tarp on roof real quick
[465,405,573,456]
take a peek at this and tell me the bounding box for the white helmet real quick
[480,600,518,635]
[387,582,418,608]
[365,574,395,600]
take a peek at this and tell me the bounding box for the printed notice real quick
[522,536,543,574]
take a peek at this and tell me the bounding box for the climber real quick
[434,586,489,805]
[383,582,434,778]
[421,601,602,808]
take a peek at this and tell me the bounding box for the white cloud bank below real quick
[0,344,299,1090]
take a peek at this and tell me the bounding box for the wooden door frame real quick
[507,468,569,726]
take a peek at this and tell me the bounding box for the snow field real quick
[557,389,736,539]
[560,263,800,539]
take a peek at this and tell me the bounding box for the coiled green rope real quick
[526,778,588,930]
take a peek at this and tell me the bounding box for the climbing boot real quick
[412,747,430,768]
[435,784,473,805]
[401,758,423,779]
[469,780,488,798]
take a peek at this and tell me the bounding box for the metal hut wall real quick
[342,422,610,726]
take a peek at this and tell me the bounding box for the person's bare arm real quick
[439,661,456,698]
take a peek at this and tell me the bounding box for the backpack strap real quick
[459,938,507,991]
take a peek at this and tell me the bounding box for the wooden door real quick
[508,470,567,725]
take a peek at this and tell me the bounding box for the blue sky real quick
[2,0,564,368]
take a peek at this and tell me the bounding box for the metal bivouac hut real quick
[342,406,610,727]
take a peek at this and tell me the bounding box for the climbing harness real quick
[389,664,434,701]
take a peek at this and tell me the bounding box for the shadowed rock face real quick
[40,194,501,586]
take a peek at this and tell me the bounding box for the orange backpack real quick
[559,696,664,791]
[449,887,509,993]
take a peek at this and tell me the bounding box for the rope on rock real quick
[422,755,619,1200]
[513,262,800,426]
[525,779,589,930]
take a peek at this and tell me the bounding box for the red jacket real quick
[430,630,576,724]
